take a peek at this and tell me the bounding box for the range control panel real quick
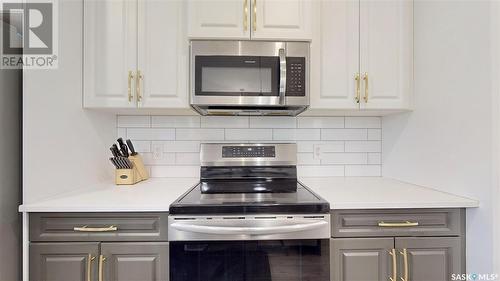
[222,146,276,158]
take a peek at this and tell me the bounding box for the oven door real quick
[170,239,330,281]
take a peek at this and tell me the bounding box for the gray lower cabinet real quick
[331,209,465,281]
[30,242,99,281]
[330,238,393,281]
[395,237,462,281]
[101,242,169,281]
[29,213,170,281]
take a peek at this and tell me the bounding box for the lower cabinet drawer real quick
[331,209,463,237]
[30,213,168,242]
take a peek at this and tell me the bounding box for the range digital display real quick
[222,146,276,158]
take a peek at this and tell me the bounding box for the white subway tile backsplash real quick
[117,116,151,128]
[321,129,367,140]
[201,116,249,128]
[130,140,151,153]
[298,153,321,165]
[150,166,199,178]
[345,141,382,152]
[142,152,176,166]
[152,116,200,128]
[345,117,381,128]
[117,115,382,178]
[367,153,382,165]
[225,129,273,140]
[250,117,296,128]
[161,141,201,152]
[298,166,345,177]
[176,129,225,141]
[321,153,368,165]
[127,128,175,141]
[368,129,382,140]
[175,153,201,165]
[345,165,382,176]
[297,117,344,128]
[273,129,320,141]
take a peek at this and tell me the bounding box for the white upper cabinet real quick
[84,0,137,108]
[138,0,188,108]
[359,0,413,110]
[187,0,250,40]
[187,0,312,40]
[84,0,188,109]
[310,0,413,112]
[251,0,312,40]
[311,0,359,109]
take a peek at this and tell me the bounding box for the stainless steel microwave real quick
[190,41,310,116]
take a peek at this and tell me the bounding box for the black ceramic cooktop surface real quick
[169,182,330,215]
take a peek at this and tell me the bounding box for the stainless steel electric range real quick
[168,143,330,281]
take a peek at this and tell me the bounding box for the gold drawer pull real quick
[98,255,106,281]
[73,225,118,232]
[389,249,397,281]
[87,254,95,281]
[378,221,419,227]
[399,248,409,281]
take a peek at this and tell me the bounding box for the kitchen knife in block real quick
[128,154,149,180]
[115,168,141,185]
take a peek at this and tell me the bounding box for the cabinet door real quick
[395,237,463,281]
[251,0,312,40]
[359,0,412,110]
[310,0,360,109]
[187,0,250,39]
[331,238,394,281]
[30,242,99,281]
[84,0,137,108]
[137,0,189,108]
[101,242,169,281]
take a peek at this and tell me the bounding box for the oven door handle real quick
[170,220,328,235]
[279,48,287,105]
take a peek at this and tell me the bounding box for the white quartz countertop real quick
[19,177,479,213]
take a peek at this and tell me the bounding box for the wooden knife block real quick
[115,154,149,185]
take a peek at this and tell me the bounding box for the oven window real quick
[195,56,279,96]
[170,239,330,281]
[201,67,272,93]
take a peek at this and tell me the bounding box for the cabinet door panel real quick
[187,0,250,39]
[252,0,312,40]
[396,237,463,281]
[311,0,359,109]
[138,0,188,108]
[359,0,412,109]
[30,242,99,281]
[84,0,137,108]
[331,238,394,281]
[101,242,169,281]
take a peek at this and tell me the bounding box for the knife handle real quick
[120,144,129,157]
[126,139,137,156]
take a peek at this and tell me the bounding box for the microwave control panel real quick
[286,57,306,97]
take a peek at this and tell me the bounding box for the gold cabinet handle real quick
[98,255,106,281]
[127,71,134,102]
[363,72,369,103]
[389,249,397,281]
[378,221,419,227]
[87,254,95,281]
[243,0,248,31]
[73,225,118,232]
[253,0,257,31]
[399,248,409,281]
[136,70,143,103]
[355,73,361,103]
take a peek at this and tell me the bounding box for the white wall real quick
[23,0,116,203]
[383,0,494,273]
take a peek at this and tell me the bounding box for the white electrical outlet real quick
[314,145,322,159]
[152,144,163,160]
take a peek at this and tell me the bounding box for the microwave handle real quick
[279,48,287,105]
